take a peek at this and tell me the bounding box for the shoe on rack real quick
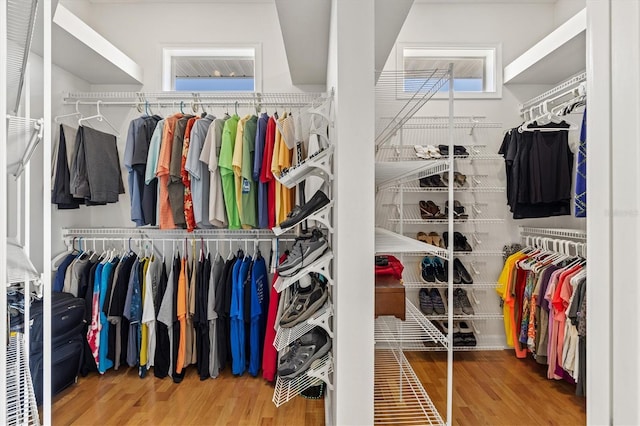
[279,274,329,328]
[420,257,436,284]
[277,229,328,276]
[278,189,330,229]
[454,258,473,284]
[429,288,446,315]
[445,289,463,316]
[445,200,469,220]
[430,174,447,188]
[277,327,332,379]
[419,288,434,315]
[432,258,447,283]
[444,260,462,284]
[455,289,475,315]
[428,232,444,248]
[419,176,433,188]
[454,145,470,157]
[452,322,465,347]
[443,232,473,252]
[458,321,477,347]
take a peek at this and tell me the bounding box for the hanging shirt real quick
[181,117,199,232]
[262,253,287,381]
[230,256,251,375]
[145,119,165,185]
[87,262,105,370]
[277,114,295,223]
[98,258,118,373]
[218,115,241,229]
[169,116,195,227]
[215,256,236,372]
[248,254,268,377]
[209,255,225,378]
[186,114,215,228]
[176,255,188,374]
[261,115,277,228]
[241,116,259,229]
[254,114,269,228]
[232,115,252,228]
[156,260,173,379]
[201,117,229,228]
[575,109,587,217]
[156,114,183,229]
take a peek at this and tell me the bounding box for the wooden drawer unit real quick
[375,276,405,321]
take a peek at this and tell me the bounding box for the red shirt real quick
[261,116,277,228]
[262,253,286,381]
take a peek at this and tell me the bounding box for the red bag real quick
[375,255,404,280]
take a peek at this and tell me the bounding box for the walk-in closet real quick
[2,0,639,425]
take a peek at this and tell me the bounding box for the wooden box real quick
[375,275,406,321]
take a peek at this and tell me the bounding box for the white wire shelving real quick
[376,160,449,191]
[6,334,40,426]
[375,299,448,351]
[274,251,334,293]
[6,116,44,178]
[6,239,39,286]
[401,265,498,290]
[385,176,505,193]
[519,227,587,240]
[6,0,38,114]
[374,349,444,425]
[386,203,504,225]
[375,228,449,260]
[273,303,333,351]
[376,145,502,163]
[272,352,334,408]
[519,72,586,115]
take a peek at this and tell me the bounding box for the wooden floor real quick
[51,351,585,425]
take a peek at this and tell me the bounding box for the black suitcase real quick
[23,292,87,404]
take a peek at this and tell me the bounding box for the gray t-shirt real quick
[200,117,229,227]
[185,114,215,228]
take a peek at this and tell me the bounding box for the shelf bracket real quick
[272,201,334,236]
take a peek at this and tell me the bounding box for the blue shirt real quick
[98,259,117,373]
[54,253,77,292]
[254,113,269,229]
[248,255,268,377]
[575,109,586,217]
[230,256,251,375]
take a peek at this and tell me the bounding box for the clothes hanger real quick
[78,101,121,136]
[54,100,83,124]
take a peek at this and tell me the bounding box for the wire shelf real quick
[375,68,451,148]
[376,160,449,190]
[7,0,38,113]
[376,145,503,162]
[519,227,587,241]
[385,176,505,193]
[519,72,586,113]
[273,303,333,351]
[6,239,40,286]
[375,228,449,260]
[63,91,330,108]
[386,203,504,225]
[274,251,334,293]
[375,299,448,350]
[272,352,333,407]
[374,349,444,425]
[6,334,41,425]
[401,266,497,290]
[421,312,504,321]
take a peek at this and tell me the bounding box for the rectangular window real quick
[398,44,502,99]
[162,46,261,92]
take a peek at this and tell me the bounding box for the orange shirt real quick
[176,256,187,373]
[156,113,183,229]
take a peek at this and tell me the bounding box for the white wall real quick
[554,0,586,26]
[60,0,301,92]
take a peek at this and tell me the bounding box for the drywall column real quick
[326,0,375,424]
[587,0,640,424]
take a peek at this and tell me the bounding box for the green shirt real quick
[219,115,240,229]
[240,116,258,228]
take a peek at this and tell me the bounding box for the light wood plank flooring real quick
[51,351,585,425]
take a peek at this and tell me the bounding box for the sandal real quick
[425,200,446,219]
[454,172,467,188]
[417,231,431,244]
[419,200,433,219]
[414,145,430,159]
[425,145,441,158]
[445,200,469,219]
[428,231,444,248]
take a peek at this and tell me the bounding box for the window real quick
[162,46,261,92]
[398,44,501,99]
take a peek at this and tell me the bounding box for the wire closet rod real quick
[519,71,586,112]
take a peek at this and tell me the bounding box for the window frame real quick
[161,44,262,92]
[396,43,502,99]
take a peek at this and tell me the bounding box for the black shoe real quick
[445,260,462,284]
[432,258,447,283]
[444,232,473,252]
[454,258,473,284]
[420,257,436,283]
[419,176,432,187]
[454,145,469,157]
[279,274,328,328]
[458,321,477,346]
[438,145,449,156]
[278,189,330,229]
[277,327,332,379]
